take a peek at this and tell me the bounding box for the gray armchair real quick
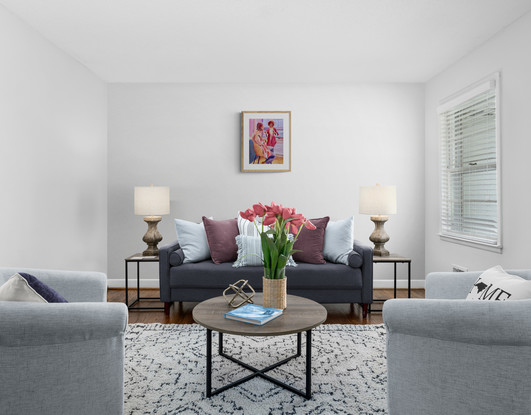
[383,269,531,415]
[0,267,128,415]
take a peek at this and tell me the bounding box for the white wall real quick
[425,11,531,273]
[108,83,425,287]
[0,6,108,272]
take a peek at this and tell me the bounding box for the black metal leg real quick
[408,262,411,298]
[125,261,129,307]
[136,261,140,300]
[394,262,397,298]
[207,330,312,399]
[306,330,312,399]
[206,329,212,397]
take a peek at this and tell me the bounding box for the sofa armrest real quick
[0,267,107,302]
[159,240,181,302]
[353,240,373,304]
[383,298,531,345]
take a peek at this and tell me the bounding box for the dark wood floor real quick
[108,288,425,325]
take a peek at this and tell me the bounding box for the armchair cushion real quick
[0,273,68,303]
[466,265,531,301]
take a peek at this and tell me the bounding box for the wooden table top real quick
[193,294,327,336]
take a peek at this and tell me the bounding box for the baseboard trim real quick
[373,279,425,289]
[108,279,424,290]
[108,279,160,289]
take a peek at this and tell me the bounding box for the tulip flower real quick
[240,202,316,280]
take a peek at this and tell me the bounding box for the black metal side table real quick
[370,254,412,313]
[125,253,164,311]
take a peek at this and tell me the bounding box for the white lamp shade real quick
[134,186,170,216]
[359,184,397,215]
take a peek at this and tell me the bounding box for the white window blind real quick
[438,74,501,249]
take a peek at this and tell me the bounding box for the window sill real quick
[439,234,502,254]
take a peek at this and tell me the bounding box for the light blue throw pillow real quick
[174,218,211,263]
[323,216,354,265]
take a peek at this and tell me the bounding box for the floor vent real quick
[452,264,468,272]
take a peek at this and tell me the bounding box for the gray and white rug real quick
[124,324,388,414]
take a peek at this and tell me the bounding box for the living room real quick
[1,1,531,414]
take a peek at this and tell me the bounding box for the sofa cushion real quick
[202,217,239,264]
[0,273,68,303]
[233,235,297,268]
[169,249,185,266]
[293,217,330,264]
[174,218,211,263]
[466,265,531,301]
[169,261,361,290]
[323,216,354,265]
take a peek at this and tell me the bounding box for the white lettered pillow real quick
[466,265,531,301]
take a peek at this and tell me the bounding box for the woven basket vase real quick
[262,276,287,309]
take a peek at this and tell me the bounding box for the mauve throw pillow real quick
[202,217,239,264]
[293,217,330,264]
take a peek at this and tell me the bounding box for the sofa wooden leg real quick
[362,303,369,318]
[164,302,171,315]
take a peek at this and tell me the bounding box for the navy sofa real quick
[159,240,373,317]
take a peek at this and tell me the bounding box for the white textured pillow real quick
[466,265,531,301]
[237,215,269,237]
[0,273,47,302]
[174,218,211,263]
[233,235,297,268]
[323,216,354,265]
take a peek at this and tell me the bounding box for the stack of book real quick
[225,304,283,325]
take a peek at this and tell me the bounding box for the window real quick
[438,73,501,250]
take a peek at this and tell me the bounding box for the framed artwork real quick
[241,111,291,172]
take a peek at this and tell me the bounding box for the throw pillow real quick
[233,235,297,268]
[293,217,330,264]
[0,273,68,303]
[466,265,531,301]
[237,214,269,237]
[323,216,354,265]
[202,217,239,264]
[174,218,211,263]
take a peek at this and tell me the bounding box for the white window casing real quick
[438,73,501,252]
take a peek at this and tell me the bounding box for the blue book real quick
[224,304,283,325]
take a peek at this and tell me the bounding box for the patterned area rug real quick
[124,324,388,414]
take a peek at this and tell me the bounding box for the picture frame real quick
[241,111,291,172]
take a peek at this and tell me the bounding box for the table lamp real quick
[134,185,170,256]
[359,184,397,256]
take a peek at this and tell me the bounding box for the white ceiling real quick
[2,0,531,83]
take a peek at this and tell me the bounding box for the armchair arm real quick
[0,302,127,415]
[159,240,181,302]
[383,298,531,345]
[0,267,107,302]
[353,240,373,304]
[0,302,128,346]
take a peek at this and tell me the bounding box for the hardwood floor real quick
[107,288,425,325]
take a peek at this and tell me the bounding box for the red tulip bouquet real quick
[240,202,316,280]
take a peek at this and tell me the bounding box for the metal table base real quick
[206,329,312,399]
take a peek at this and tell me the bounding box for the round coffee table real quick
[193,294,327,399]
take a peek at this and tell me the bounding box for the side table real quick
[371,254,411,313]
[125,253,164,311]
